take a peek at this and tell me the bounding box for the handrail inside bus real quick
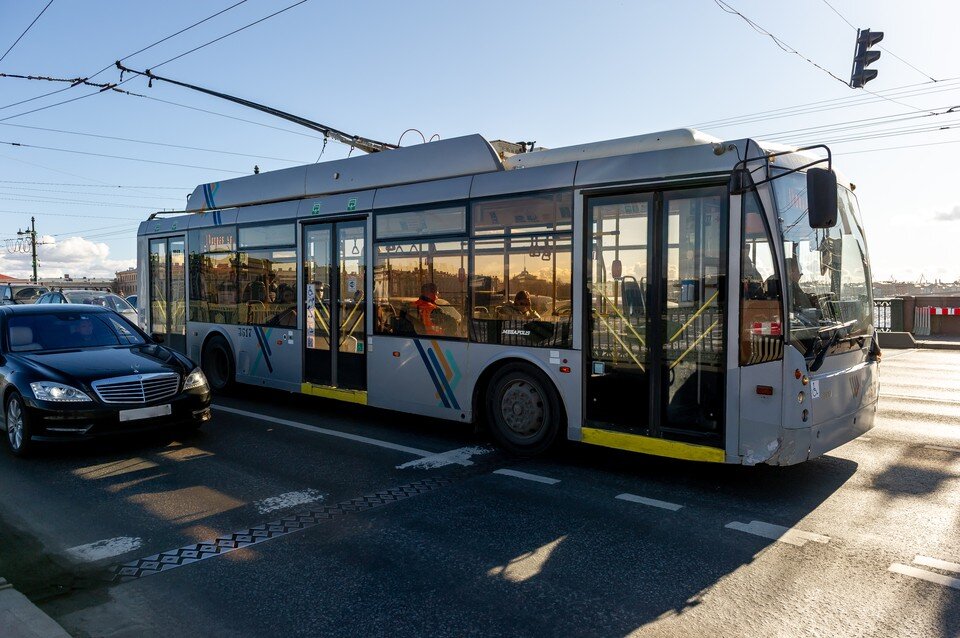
[669,318,721,371]
[593,310,645,372]
[669,291,719,343]
[593,286,645,347]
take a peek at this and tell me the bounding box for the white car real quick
[36,290,138,323]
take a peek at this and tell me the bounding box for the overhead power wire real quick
[0,208,142,220]
[819,0,939,82]
[0,0,55,66]
[835,138,960,156]
[0,139,249,174]
[0,185,183,201]
[117,63,396,153]
[0,195,169,209]
[145,0,311,71]
[714,0,933,115]
[0,120,309,164]
[0,1,250,111]
[714,0,849,86]
[692,77,960,128]
[0,180,188,189]
[756,103,959,141]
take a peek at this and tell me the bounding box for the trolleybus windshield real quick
[773,172,873,359]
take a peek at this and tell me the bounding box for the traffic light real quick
[849,28,884,88]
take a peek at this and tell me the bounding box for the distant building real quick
[116,268,137,297]
[40,275,117,293]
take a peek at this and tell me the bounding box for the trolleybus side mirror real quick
[611,259,622,280]
[806,167,838,229]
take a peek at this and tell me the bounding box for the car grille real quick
[92,373,180,405]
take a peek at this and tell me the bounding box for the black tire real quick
[485,363,563,456]
[202,334,235,392]
[5,392,34,458]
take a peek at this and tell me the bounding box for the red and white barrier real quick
[929,307,960,316]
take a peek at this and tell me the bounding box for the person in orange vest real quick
[414,282,444,335]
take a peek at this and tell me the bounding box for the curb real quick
[0,577,71,638]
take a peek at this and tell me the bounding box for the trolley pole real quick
[17,217,38,284]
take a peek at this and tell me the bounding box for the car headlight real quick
[30,382,92,402]
[183,368,209,391]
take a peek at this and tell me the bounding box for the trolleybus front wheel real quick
[486,363,562,456]
[202,334,235,392]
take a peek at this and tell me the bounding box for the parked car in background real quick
[37,289,137,322]
[125,294,138,309]
[0,284,49,305]
[0,304,211,457]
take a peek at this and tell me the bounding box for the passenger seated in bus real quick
[499,290,541,320]
[406,283,458,336]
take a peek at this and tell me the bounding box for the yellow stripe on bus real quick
[581,427,725,463]
[300,383,368,405]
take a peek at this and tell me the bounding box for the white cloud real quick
[0,235,134,280]
[933,205,960,221]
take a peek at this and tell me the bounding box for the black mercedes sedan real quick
[0,304,211,457]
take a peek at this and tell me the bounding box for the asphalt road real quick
[0,348,958,637]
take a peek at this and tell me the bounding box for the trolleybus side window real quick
[373,206,468,339]
[469,192,573,349]
[739,191,783,366]
[188,227,238,325]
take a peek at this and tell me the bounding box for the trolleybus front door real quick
[586,186,727,449]
[148,235,186,354]
[303,220,367,390]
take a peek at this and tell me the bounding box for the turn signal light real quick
[392,351,400,357]
[756,385,774,396]
[559,366,571,374]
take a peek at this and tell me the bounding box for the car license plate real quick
[119,404,172,422]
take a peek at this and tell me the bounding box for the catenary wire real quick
[0,0,55,66]
[0,140,250,174]
[819,0,939,82]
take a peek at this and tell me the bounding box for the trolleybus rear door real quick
[303,220,367,390]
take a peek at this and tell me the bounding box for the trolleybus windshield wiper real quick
[809,319,856,371]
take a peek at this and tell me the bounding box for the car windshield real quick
[7,312,146,352]
[773,172,873,357]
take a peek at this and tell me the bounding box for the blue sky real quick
[0,0,957,281]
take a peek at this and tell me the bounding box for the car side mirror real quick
[807,168,838,229]
[151,332,165,344]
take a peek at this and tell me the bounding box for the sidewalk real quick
[0,577,71,638]
[915,335,960,350]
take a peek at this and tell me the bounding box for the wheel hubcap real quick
[7,401,23,450]
[499,380,545,438]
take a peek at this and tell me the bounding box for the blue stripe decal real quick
[427,348,460,410]
[253,326,274,373]
[257,327,273,356]
[413,339,449,409]
[202,184,213,209]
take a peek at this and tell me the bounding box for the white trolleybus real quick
[137,129,879,465]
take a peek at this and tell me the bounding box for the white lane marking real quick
[397,446,493,470]
[492,469,560,485]
[914,555,960,574]
[254,489,325,514]
[724,521,830,547]
[213,405,435,457]
[924,445,960,453]
[615,493,683,511]
[66,536,143,562]
[889,564,960,590]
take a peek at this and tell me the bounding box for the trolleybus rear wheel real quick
[486,363,562,456]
